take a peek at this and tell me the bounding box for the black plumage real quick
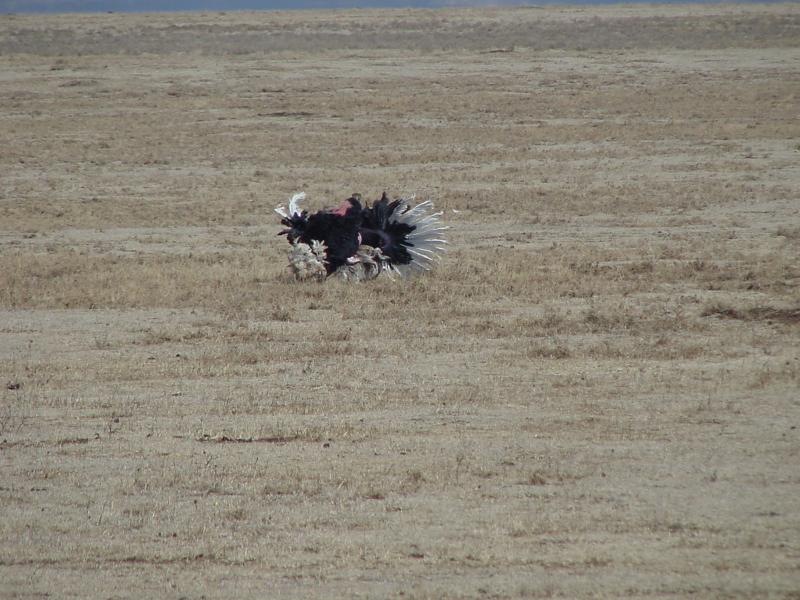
[359,192,416,266]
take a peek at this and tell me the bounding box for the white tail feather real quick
[389,196,448,273]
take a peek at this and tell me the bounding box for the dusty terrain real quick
[1,4,799,598]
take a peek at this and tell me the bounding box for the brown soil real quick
[1,4,799,598]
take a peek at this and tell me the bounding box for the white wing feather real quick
[275,192,306,219]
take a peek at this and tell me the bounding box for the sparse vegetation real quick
[1,4,799,599]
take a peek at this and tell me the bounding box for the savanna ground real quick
[1,4,799,598]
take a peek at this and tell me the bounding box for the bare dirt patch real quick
[1,4,799,598]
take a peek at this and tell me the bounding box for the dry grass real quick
[1,4,799,599]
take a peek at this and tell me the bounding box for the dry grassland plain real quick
[1,4,799,598]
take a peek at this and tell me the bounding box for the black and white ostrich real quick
[275,192,448,281]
